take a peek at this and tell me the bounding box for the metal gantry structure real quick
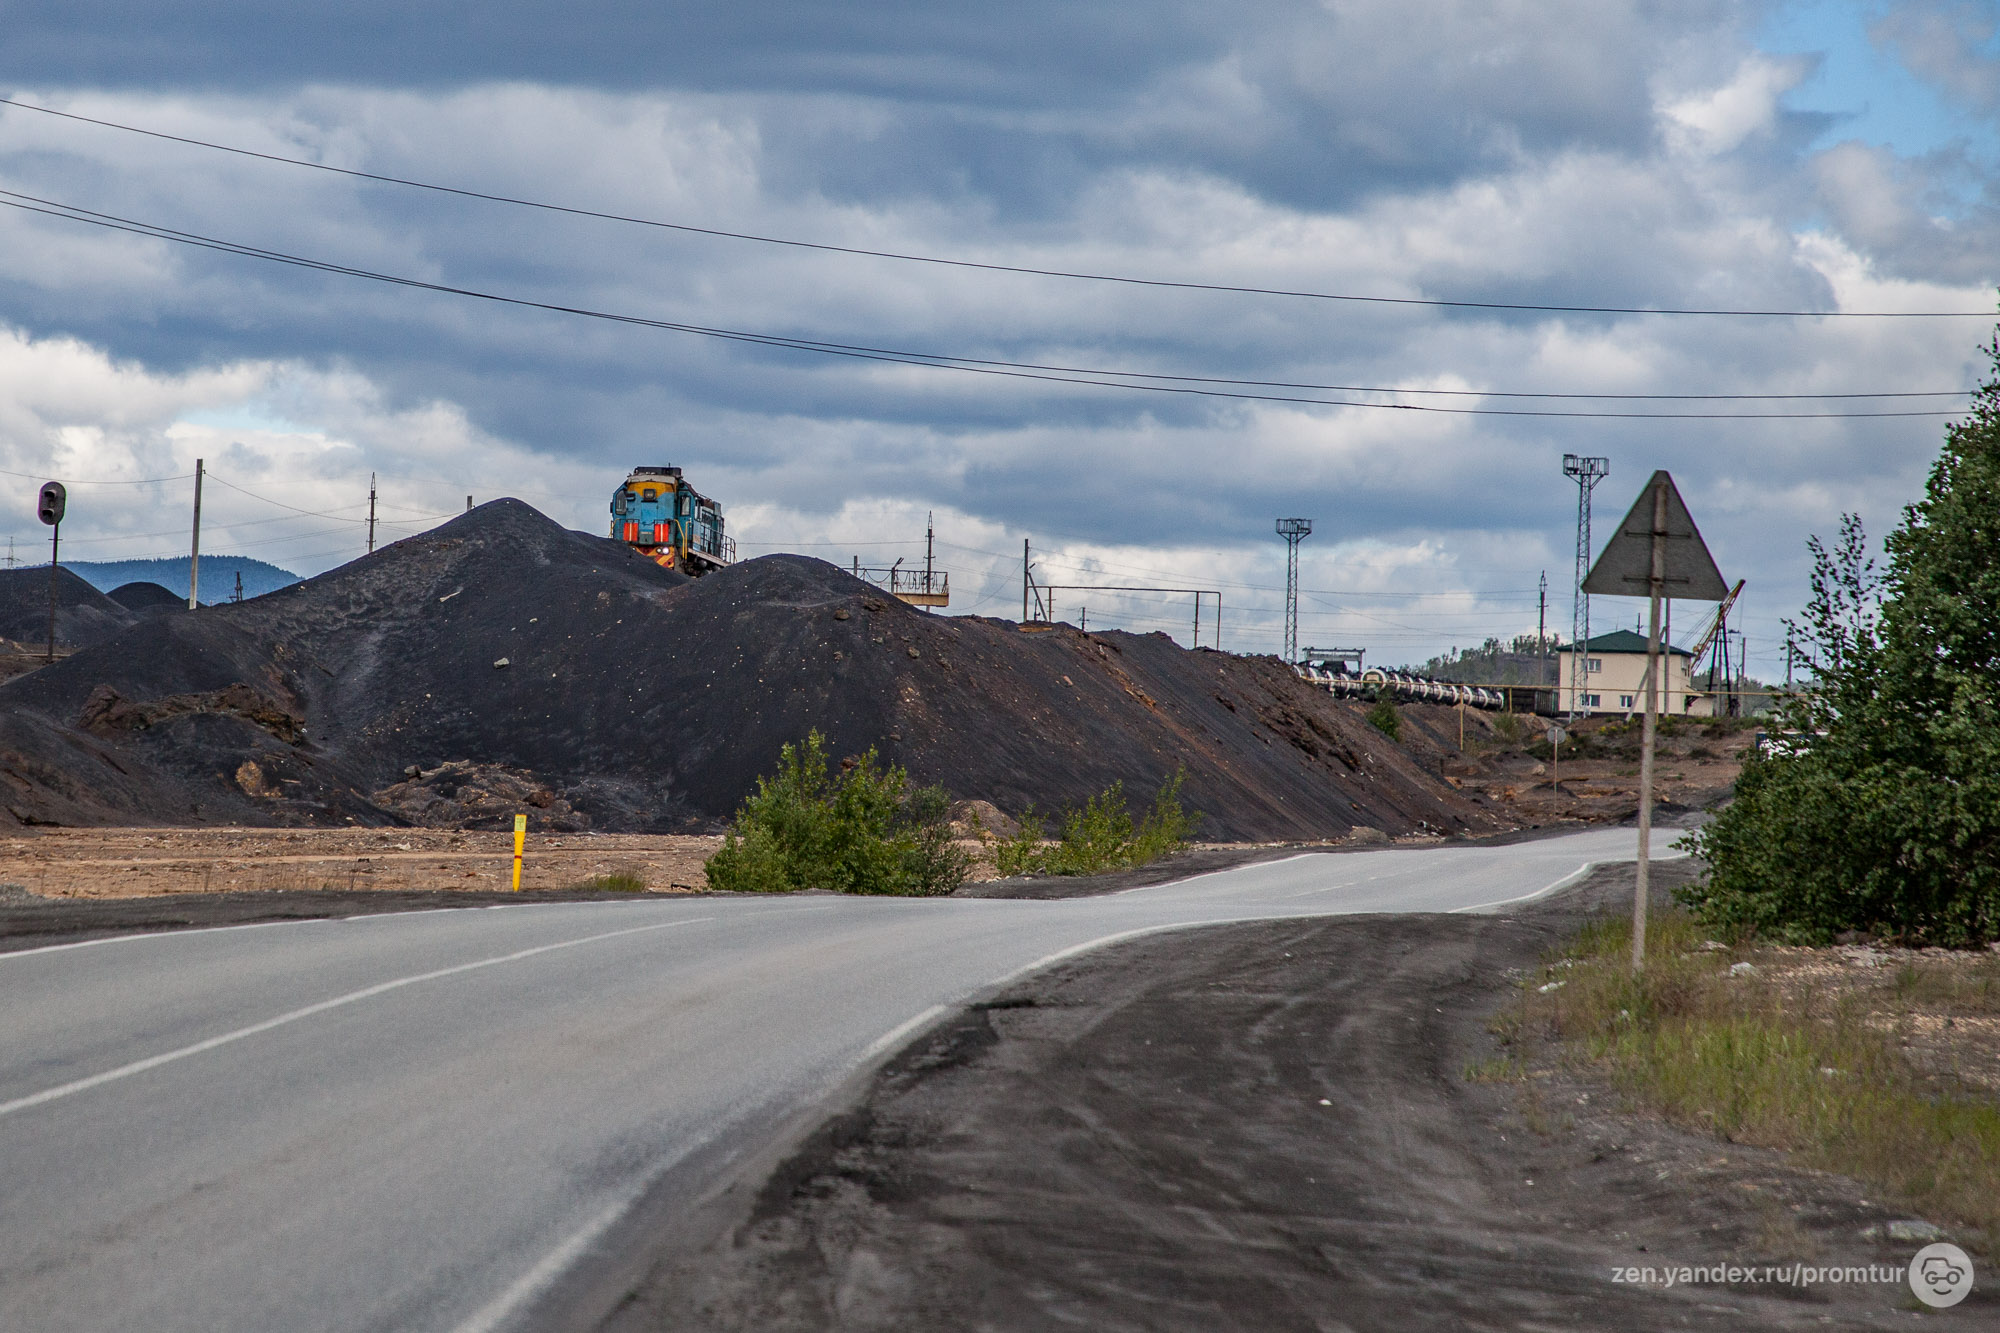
[1275,517,1312,663]
[1561,455,1609,716]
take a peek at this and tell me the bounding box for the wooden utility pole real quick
[188,459,204,611]
[367,473,378,554]
[1634,478,1667,970]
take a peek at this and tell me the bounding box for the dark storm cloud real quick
[8,0,1736,210]
[0,1,1992,669]
[0,1,1223,100]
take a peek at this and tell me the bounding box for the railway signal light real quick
[35,482,66,665]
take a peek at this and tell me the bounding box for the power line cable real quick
[3,96,1991,321]
[0,463,194,485]
[204,472,371,521]
[956,539,1546,599]
[0,189,1970,420]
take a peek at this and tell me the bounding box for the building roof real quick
[1580,629,1692,657]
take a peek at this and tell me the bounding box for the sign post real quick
[36,482,65,664]
[1582,471,1727,972]
[512,814,527,892]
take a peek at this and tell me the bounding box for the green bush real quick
[1682,331,2000,946]
[1365,698,1401,740]
[994,770,1200,877]
[704,732,970,895]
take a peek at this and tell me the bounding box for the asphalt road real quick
[0,827,1669,1333]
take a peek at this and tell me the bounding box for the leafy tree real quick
[1682,332,2000,945]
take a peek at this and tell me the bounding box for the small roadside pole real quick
[1582,471,1728,972]
[512,814,527,892]
[37,481,66,662]
[1547,723,1567,790]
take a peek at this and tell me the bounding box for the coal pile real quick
[106,581,185,615]
[0,567,135,650]
[0,501,1504,840]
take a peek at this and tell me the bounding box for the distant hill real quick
[46,557,300,603]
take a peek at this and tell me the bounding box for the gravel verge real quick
[602,862,1993,1331]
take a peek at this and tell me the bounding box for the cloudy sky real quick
[1,1,1995,672]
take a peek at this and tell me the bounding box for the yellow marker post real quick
[512,814,527,892]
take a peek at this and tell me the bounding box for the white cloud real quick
[1661,56,1811,158]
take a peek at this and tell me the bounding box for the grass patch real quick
[1891,956,2000,1013]
[994,770,1200,877]
[1520,907,2000,1253]
[570,870,648,893]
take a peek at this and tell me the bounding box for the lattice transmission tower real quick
[1562,455,1610,717]
[1276,517,1313,663]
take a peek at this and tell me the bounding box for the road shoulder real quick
[602,862,1991,1331]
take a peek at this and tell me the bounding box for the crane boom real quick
[1687,579,1746,666]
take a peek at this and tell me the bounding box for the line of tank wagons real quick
[1295,663,1505,710]
[614,466,1503,708]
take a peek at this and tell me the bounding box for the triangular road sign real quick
[1582,469,1728,601]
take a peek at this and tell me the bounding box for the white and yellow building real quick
[1556,630,1712,717]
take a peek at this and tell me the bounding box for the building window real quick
[1619,694,1634,708]
[1586,658,1603,673]
[1582,693,1600,707]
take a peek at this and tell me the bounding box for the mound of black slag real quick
[0,567,136,651]
[0,500,1500,839]
[107,582,186,615]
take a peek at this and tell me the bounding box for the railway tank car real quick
[609,466,735,574]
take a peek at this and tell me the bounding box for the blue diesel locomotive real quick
[609,466,735,574]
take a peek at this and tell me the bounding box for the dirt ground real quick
[0,826,725,899]
[0,828,1452,953]
[609,863,1994,1332]
[1392,703,1758,827]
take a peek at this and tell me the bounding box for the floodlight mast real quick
[1276,518,1313,663]
[1562,455,1610,717]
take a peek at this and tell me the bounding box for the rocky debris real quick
[1868,1220,1950,1243]
[0,499,1504,840]
[948,799,1018,839]
[78,681,306,743]
[370,760,591,831]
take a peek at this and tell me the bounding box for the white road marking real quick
[1110,851,1325,895]
[1450,860,1600,915]
[450,994,953,1333]
[854,1004,950,1067]
[443,1125,719,1333]
[1448,849,1684,915]
[0,916,324,962]
[0,916,714,1119]
[1281,873,1377,899]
